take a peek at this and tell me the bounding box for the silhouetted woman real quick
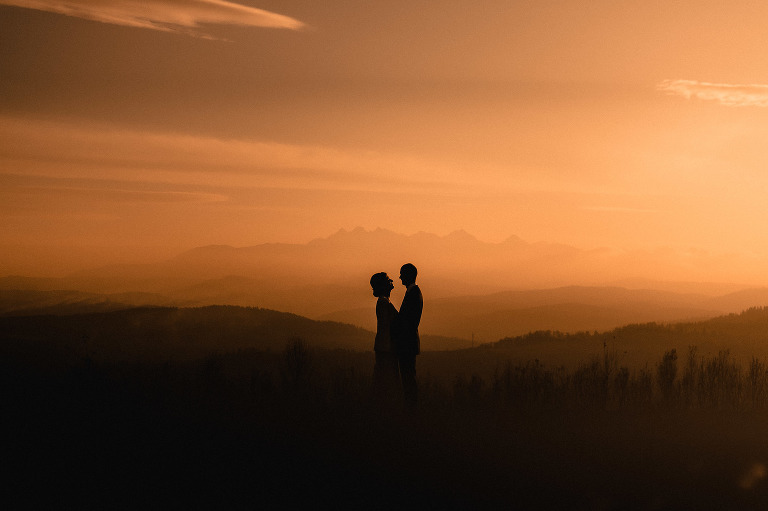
[370,272,400,396]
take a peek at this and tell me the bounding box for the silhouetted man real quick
[395,263,422,407]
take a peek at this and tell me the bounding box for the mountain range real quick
[3,228,768,342]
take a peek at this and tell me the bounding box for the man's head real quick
[399,263,417,287]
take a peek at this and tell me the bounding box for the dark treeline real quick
[482,306,768,370]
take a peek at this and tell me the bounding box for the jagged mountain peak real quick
[444,229,478,242]
[314,227,520,246]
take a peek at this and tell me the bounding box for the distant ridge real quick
[11,227,765,289]
[3,227,767,325]
[0,288,173,317]
[320,285,751,343]
[0,275,67,291]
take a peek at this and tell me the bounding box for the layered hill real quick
[5,302,768,377]
[0,305,468,366]
[4,227,764,318]
[321,285,768,343]
[5,228,768,345]
[5,283,768,345]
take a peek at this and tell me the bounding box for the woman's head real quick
[370,272,394,297]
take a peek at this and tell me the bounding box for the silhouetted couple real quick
[370,263,423,407]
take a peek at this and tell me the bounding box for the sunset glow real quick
[9,4,768,507]
[3,1,768,282]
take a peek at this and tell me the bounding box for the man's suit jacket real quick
[395,284,423,356]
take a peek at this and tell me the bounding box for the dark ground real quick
[4,343,768,510]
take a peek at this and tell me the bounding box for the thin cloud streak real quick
[0,117,470,194]
[0,116,635,201]
[0,0,305,36]
[0,173,230,209]
[658,79,768,107]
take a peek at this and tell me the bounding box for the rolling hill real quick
[320,285,768,343]
[0,305,470,367]
[6,282,768,346]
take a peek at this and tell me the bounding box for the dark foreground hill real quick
[10,283,768,346]
[0,305,467,366]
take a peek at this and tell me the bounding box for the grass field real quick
[5,336,768,509]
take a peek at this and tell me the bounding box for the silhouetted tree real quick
[657,349,678,401]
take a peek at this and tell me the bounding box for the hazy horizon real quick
[5,226,768,291]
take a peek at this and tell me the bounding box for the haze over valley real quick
[4,227,768,350]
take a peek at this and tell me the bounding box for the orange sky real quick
[3,1,768,280]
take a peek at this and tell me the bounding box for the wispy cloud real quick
[0,0,305,36]
[4,175,230,204]
[0,116,620,200]
[657,79,768,107]
[0,116,461,193]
